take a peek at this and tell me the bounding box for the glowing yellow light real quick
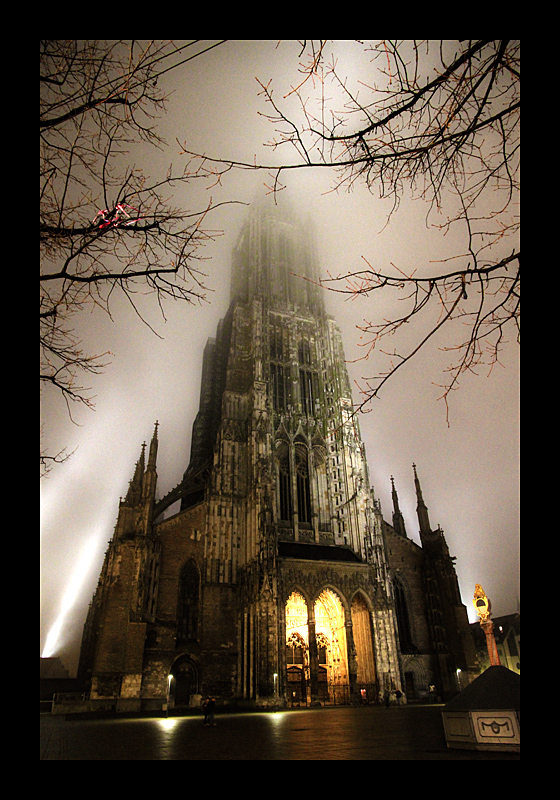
[284,588,350,694]
[158,718,178,732]
[42,536,99,658]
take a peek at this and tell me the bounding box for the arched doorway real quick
[351,593,377,703]
[284,588,352,705]
[170,656,198,708]
[286,631,307,704]
[316,632,330,702]
[314,589,349,704]
[285,591,309,706]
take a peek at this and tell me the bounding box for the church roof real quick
[444,666,520,711]
[278,541,363,563]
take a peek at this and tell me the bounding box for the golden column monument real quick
[473,584,501,667]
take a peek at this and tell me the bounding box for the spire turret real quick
[413,463,432,539]
[148,420,159,469]
[124,442,146,505]
[391,476,407,538]
[142,421,159,512]
[138,442,146,478]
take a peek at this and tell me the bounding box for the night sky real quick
[40,41,520,675]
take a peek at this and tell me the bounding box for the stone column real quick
[308,611,319,704]
[345,610,359,703]
[481,619,502,666]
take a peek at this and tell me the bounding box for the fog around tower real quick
[40,41,519,674]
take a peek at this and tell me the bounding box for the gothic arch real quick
[349,588,374,614]
[311,433,327,467]
[284,590,310,705]
[313,587,349,695]
[283,584,312,608]
[169,654,199,708]
[274,436,290,462]
[391,568,413,595]
[286,630,307,648]
[312,584,350,616]
[401,654,429,700]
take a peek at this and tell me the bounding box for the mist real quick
[40,41,519,675]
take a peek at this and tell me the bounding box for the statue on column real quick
[473,584,501,667]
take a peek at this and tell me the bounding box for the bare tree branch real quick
[40,39,237,470]
[179,40,520,418]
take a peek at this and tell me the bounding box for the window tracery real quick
[295,441,312,525]
[270,318,291,412]
[176,560,199,642]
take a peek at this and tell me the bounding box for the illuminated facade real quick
[78,199,476,711]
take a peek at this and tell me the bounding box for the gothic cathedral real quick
[78,199,477,711]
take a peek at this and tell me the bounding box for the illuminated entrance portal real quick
[315,589,349,704]
[285,591,309,704]
[351,594,377,701]
[285,589,350,705]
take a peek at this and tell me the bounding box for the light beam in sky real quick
[41,536,99,659]
[39,40,519,673]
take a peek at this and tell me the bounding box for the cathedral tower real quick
[79,198,475,711]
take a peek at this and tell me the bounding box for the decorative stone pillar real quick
[473,584,501,667]
[345,611,359,703]
[480,619,501,666]
[308,611,319,704]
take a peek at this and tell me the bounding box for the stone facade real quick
[78,199,477,710]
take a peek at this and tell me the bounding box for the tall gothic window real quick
[295,442,312,525]
[177,560,199,642]
[278,458,293,521]
[298,339,311,365]
[393,576,415,652]
[271,363,286,412]
[271,323,284,361]
[298,339,318,416]
[270,320,290,412]
[276,440,312,525]
[299,368,313,415]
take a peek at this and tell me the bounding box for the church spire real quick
[148,420,159,470]
[138,442,146,476]
[391,476,407,538]
[413,463,432,538]
[124,442,145,504]
[142,421,159,507]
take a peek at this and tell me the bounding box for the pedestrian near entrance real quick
[395,689,403,706]
[203,697,217,726]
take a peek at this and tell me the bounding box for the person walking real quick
[202,697,210,725]
[204,697,217,726]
